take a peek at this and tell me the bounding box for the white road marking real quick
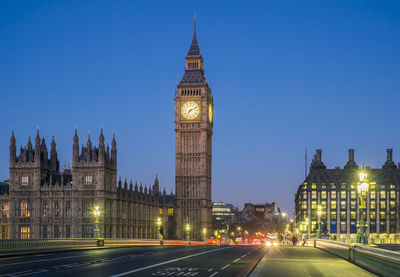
[209,272,218,277]
[208,268,214,272]
[220,264,230,270]
[110,247,226,277]
[233,258,240,263]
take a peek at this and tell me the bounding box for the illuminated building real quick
[295,149,400,243]
[212,202,237,231]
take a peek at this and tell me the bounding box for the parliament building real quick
[295,149,400,244]
[0,23,213,241]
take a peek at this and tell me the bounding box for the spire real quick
[73,129,79,145]
[187,15,201,57]
[35,130,40,146]
[27,136,33,150]
[10,130,16,145]
[99,129,105,146]
[87,134,92,148]
[111,134,116,149]
[51,136,56,150]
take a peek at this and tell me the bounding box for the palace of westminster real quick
[0,23,213,240]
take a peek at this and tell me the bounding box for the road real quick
[250,245,376,277]
[0,245,264,277]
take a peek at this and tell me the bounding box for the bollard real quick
[160,240,164,246]
[97,239,104,247]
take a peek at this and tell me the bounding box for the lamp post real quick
[305,218,309,238]
[202,227,207,242]
[186,223,190,243]
[157,217,162,242]
[317,205,322,239]
[357,167,369,244]
[93,206,100,239]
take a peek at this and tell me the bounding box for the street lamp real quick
[157,217,162,242]
[317,205,322,239]
[357,167,369,244]
[202,228,207,242]
[186,223,190,242]
[305,218,309,238]
[93,206,100,239]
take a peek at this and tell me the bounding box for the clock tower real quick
[175,21,213,241]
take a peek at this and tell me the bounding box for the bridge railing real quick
[315,239,400,277]
[0,238,207,253]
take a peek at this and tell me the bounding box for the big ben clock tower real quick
[175,21,213,241]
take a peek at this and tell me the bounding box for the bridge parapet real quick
[315,239,400,277]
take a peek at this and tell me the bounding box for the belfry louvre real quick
[295,149,400,243]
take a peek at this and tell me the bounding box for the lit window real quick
[20,225,30,239]
[66,202,71,217]
[380,201,386,209]
[390,211,396,220]
[341,191,347,199]
[390,191,396,199]
[331,211,336,219]
[20,201,30,217]
[380,191,386,199]
[168,208,174,216]
[122,212,127,219]
[159,208,163,215]
[331,184,336,189]
[340,200,346,209]
[351,191,356,199]
[2,203,9,218]
[370,184,376,189]
[311,201,317,210]
[370,191,376,199]
[380,211,386,219]
[370,211,376,220]
[312,191,317,199]
[301,201,307,209]
[21,176,29,186]
[43,203,49,217]
[350,201,356,209]
[390,184,395,189]
[321,201,327,209]
[331,200,337,209]
[321,191,326,199]
[351,211,356,219]
[390,201,395,209]
[85,175,93,185]
[370,201,376,209]
[341,211,346,219]
[312,184,317,189]
[331,191,336,199]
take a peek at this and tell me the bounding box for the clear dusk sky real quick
[1,1,400,216]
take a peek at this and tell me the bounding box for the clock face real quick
[208,104,213,123]
[181,101,200,120]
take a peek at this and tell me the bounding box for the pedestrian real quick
[292,235,297,246]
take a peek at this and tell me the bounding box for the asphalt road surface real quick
[250,245,376,277]
[0,245,264,277]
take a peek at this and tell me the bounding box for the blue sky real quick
[1,1,400,216]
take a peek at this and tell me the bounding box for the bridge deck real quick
[250,246,376,277]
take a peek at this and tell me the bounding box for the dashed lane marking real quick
[233,258,240,263]
[220,264,230,270]
[209,272,218,277]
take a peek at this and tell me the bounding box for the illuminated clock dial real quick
[208,104,213,123]
[181,101,200,120]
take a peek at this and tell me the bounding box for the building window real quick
[331,191,336,199]
[312,191,317,199]
[390,191,396,199]
[340,221,346,232]
[302,191,307,199]
[159,208,164,215]
[370,201,376,209]
[85,175,93,185]
[66,202,71,217]
[390,211,396,220]
[311,201,317,210]
[21,176,29,186]
[390,201,395,209]
[82,225,94,238]
[370,211,376,220]
[43,225,47,238]
[351,191,356,199]
[380,201,386,209]
[380,211,386,220]
[2,203,9,218]
[331,200,337,209]
[331,211,336,220]
[340,211,346,220]
[54,201,59,217]
[370,191,376,199]
[82,199,93,217]
[312,184,317,189]
[66,226,71,238]
[331,184,336,189]
[168,208,174,216]
[340,200,346,209]
[351,211,356,220]
[340,191,346,199]
[301,201,307,209]
[54,225,59,238]
[380,191,386,199]
[20,225,30,239]
[122,212,127,220]
[20,201,30,217]
[43,203,49,217]
[321,191,326,199]
[350,201,356,209]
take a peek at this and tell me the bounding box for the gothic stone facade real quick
[0,130,175,239]
[174,23,213,241]
[295,149,400,243]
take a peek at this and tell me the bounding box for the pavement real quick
[249,245,377,277]
[0,245,265,277]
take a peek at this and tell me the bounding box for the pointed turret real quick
[73,129,79,163]
[35,130,40,147]
[27,136,33,150]
[86,134,92,161]
[98,129,105,162]
[111,134,117,167]
[153,174,159,194]
[10,131,16,165]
